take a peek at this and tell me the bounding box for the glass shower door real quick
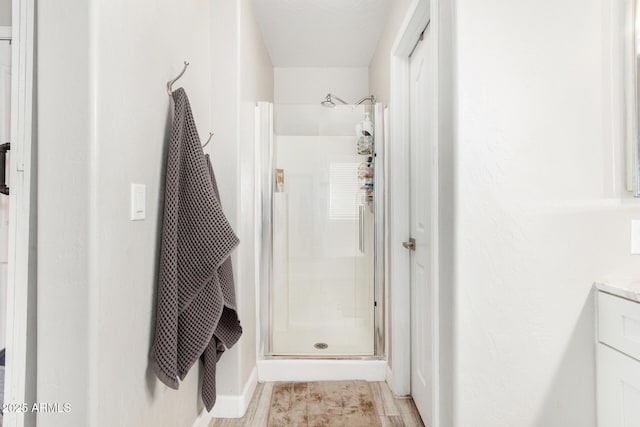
[270,105,375,356]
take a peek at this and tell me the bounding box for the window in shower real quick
[269,104,378,356]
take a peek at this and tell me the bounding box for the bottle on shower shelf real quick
[357,136,373,155]
[358,158,374,204]
[356,112,375,155]
[361,112,373,136]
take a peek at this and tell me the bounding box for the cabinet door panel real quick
[598,344,640,426]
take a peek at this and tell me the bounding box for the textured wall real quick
[0,0,10,26]
[237,0,275,395]
[436,1,455,425]
[370,0,640,424]
[209,0,274,403]
[368,0,413,105]
[38,0,272,425]
[38,1,92,425]
[274,67,369,105]
[453,0,640,425]
[251,0,390,67]
[89,1,213,425]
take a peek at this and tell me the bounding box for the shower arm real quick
[354,95,376,106]
[328,93,349,105]
[321,93,376,107]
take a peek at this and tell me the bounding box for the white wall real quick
[454,0,640,426]
[38,0,272,426]
[435,1,455,426]
[39,1,211,426]
[274,67,368,105]
[369,0,413,105]
[237,0,274,397]
[38,1,92,425]
[209,0,274,405]
[90,1,214,425]
[0,0,10,26]
[372,0,640,425]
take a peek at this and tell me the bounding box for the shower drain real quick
[314,342,328,350]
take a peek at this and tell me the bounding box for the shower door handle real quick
[0,143,9,195]
[359,205,365,253]
[402,238,416,251]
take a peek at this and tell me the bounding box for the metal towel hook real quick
[167,61,189,96]
[167,61,214,148]
[202,132,213,148]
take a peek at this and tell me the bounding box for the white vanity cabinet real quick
[596,283,640,426]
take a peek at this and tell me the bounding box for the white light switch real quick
[632,220,640,255]
[130,183,146,221]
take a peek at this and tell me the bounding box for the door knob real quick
[402,238,416,250]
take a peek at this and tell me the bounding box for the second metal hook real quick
[202,132,214,148]
[167,62,213,148]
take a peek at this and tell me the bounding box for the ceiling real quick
[251,0,391,67]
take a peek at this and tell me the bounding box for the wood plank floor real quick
[209,382,425,427]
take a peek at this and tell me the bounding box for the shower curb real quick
[257,359,387,383]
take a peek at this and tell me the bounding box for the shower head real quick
[321,96,335,108]
[321,93,348,108]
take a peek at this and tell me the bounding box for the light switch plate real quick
[130,183,146,221]
[632,220,640,255]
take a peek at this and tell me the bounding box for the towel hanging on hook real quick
[150,85,242,412]
[167,61,214,148]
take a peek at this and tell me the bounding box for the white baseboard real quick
[192,366,258,427]
[386,365,393,385]
[257,359,387,382]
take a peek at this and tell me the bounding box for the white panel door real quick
[0,40,10,350]
[409,25,434,424]
[598,344,640,426]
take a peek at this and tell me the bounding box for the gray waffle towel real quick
[150,88,242,411]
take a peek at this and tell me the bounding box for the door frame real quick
[4,1,36,426]
[387,0,440,422]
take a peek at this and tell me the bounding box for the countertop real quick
[594,280,640,303]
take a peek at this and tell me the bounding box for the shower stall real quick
[256,98,385,366]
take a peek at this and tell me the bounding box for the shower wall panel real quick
[271,135,374,355]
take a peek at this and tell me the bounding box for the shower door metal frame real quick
[257,102,386,360]
[373,103,386,359]
[256,102,274,359]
